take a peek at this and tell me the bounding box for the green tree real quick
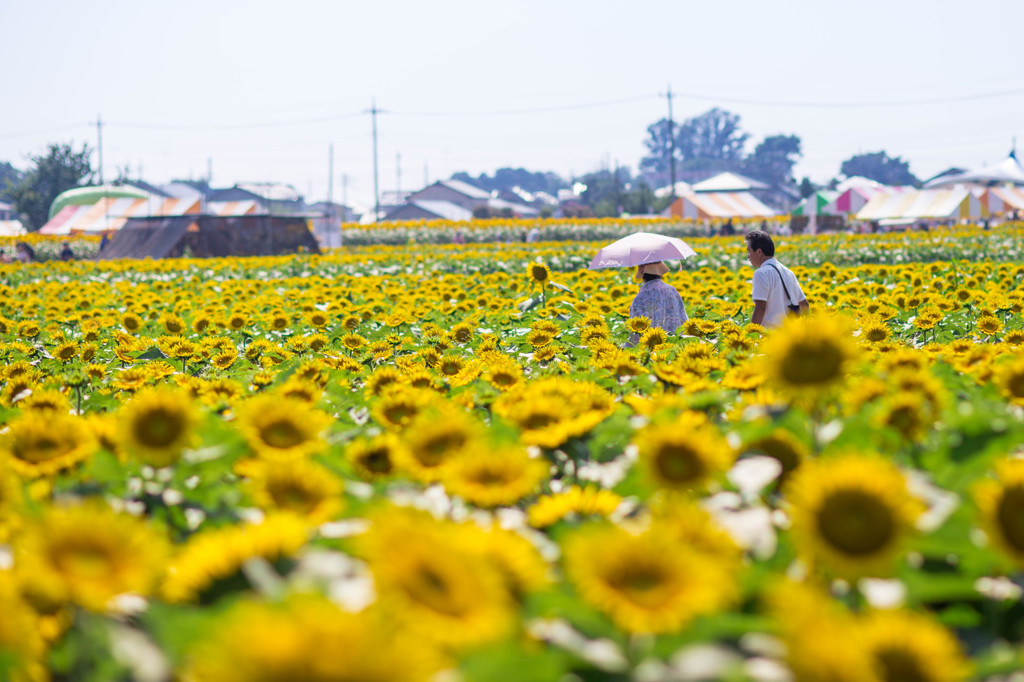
[7,142,93,230]
[0,161,22,201]
[744,135,802,189]
[676,108,749,165]
[640,108,749,185]
[840,151,918,186]
[798,177,816,199]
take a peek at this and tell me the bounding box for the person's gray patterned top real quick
[626,277,688,346]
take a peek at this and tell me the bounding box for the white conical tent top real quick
[925,154,1024,188]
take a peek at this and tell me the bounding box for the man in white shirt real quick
[745,230,809,327]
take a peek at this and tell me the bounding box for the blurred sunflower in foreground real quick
[786,453,921,579]
[760,314,861,405]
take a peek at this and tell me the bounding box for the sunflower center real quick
[56,543,114,579]
[996,484,1024,552]
[522,412,559,430]
[875,648,928,682]
[134,407,186,448]
[779,340,844,386]
[866,328,888,342]
[610,563,672,608]
[16,436,69,463]
[816,490,895,556]
[468,467,513,486]
[654,444,704,484]
[260,419,307,449]
[361,449,393,474]
[1006,372,1024,399]
[405,564,465,616]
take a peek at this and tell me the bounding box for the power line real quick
[670,86,1024,109]
[390,93,658,117]
[0,124,88,140]
[105,111,365,131]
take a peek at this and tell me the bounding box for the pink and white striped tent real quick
[664,191,775,220]
[39,196,201,235]
[984,187,1024,215]
[823,186,898,215]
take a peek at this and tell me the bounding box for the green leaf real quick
[134,346,167,361]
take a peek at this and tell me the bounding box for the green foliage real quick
[6,142,93,230]
[840,150,919,186]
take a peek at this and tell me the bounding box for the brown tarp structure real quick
[96,215,320,260]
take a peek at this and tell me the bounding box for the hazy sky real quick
[2,0,1022,209]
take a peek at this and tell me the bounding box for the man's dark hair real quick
[745,230,775,257]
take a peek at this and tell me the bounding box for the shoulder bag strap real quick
[765,262,796,306]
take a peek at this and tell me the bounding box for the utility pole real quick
[327,144,334,248]
[424,161,429,187]
[614,159,622,217]
[662,85,677,200]
[365,99,384,222]
[396,151,401,195]
[96,114,104,185]
[342,173,348,223]
[207,158,213,185]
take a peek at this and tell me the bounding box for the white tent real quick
[691,172,769,193]
[0,220,26,237]
[855,188,981,221]
[924,153,1024,188]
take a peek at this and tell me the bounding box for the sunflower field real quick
[2,225,1024,681]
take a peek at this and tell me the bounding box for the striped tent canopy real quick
[984,187,1024,215]
[823,186,898,215]
[664,191,775,220]
[39,195,201,235]
[855,188,985,221]
[206,200,260,216]
[791,190,838,216]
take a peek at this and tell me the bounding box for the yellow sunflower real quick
[244,459,343,524]
[563,523,734,634]
[765,579,877,682]
[185,596,441,682]
[234,395,332,461]
[345,433,406,481]
[116,387,200,467]
[974,457,1024,565]
[2,411,96,477]
[742,429,809,480]
[994,357,1024,406]
[633,412,733,491]
[358,507,514,648]
[527,486,624,528]
[16,502,169,612]
[858,609,971,682]
[760,314,861,403]
[626,316,651,334]
[442,446,548,507]
[163,514,309,604]
[786,453,921,579]
[398,411,482,483]
[529,262,550,284]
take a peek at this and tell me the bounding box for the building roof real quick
[436,179,491,199]
[691,172,769,193]
[234,183,303,202]
[487,197,538,216]
[402,200,474,221]
[653,181,693,199]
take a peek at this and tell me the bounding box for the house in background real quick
[207,183,306,214]
[406,179,491,211]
